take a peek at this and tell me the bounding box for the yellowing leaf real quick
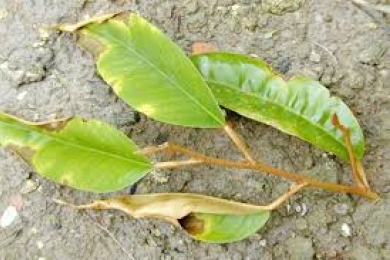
[52,12,123,32]
[73,13,225,128]
[0,113,152,192]
[56,193,271,243]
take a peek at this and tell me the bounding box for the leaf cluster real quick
[0,13,378,243]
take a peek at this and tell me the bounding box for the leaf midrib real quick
[0,120,151,168]
[207,79,346,152]
[95,25,224,126]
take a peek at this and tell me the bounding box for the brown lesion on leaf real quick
[50,11,131,60]
[36,118,72,131]
[77,33,106,59]
[7,144,35,164]
[179,214,205,235]
[3,112,71,132]
[52,12,131,60]
[51,11,124,32]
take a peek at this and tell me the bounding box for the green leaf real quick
[191,53,365,160]
[181,212,270,243]
[55,193,271,243]
[80,13,225,128]
[0,113,152,192]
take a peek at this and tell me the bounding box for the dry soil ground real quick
[0,0,389,259]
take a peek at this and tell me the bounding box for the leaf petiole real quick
[264,183,308,210]
[223,123,255,163]
[331,114,370,189]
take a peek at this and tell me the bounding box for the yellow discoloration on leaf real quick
[0,112,152,192]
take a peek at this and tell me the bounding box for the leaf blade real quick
[185,212,270,243]
[0,113,152,192]
[57,193,271,243]
[191,53,365,160]
[81,13,225,128]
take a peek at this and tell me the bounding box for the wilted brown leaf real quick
[52,12,123,32]
[54,192,272,243]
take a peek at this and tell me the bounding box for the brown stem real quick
[155,159,202,169]
[331,114,360,185]
[139,145,168,156]
[331,114,370,189]
[150,142,379,200]
[223,124,255,163]
[265,183,308,210]
[356,160,369,188]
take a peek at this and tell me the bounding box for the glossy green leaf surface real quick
[81,13,225,128]
[191,53,365,160]
[187,212,270,243]
[0,113,152,192]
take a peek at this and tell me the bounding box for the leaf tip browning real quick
[51,11,124,32]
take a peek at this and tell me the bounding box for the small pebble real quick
[37,241,44,249]
[263,30,278,39]
[379,69,388,78]
[17,91,28,101]
[300,203,307,216]
[32,41,47,48]
[25,71,43,82]
[20,179,40,194]
[341,223,352,237]
[366,23,378,29]
[151,228,162,237]
[309,51,321,63]
[38,28,50,39]
[0,206,18,228]
[259,239,267,247]
[9,193,23,211]
[295,203,308,216]
[29,227,38,235]
[0,8,8,20]
[231,4,240,16]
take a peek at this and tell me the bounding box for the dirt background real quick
[0,0,389,259]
